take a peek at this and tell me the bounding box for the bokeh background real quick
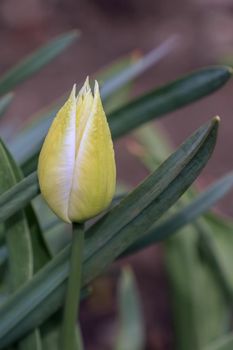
[1,0,233,349]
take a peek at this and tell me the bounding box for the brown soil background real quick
[1,0,233,349]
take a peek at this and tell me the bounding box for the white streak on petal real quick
[75,78,94,156]
[38,85,76,223]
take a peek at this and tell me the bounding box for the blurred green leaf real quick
[133,123,172,167]
[0,246,7,268]
[18,328,42,350]
[163,212,233,350]
[41,287,91,350]
[101,35,178,100]
[0,31,79,95]
[0,93,13,119]
[0,140,42,349]
[75,326,84,350]
[0,118,218,347]
[199,213,233,299]
[124,171,233,255]
[41,312,84,350]
[41,311,62,350]
[114,267,145,350]
[205,333,233,350]
[165,223,230,350]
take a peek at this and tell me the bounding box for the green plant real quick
[0,30,232,350]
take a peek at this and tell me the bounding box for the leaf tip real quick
[226,65,233,75]
[67,28,81,39]
[69,29,81,39]
[213,115,220,124]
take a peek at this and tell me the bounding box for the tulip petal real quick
[38,86,76,223]
[68,81,116,222]
[75,77,94,155]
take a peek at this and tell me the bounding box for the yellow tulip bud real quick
[38,78,116,223]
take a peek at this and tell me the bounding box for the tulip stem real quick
[61,222,85,350]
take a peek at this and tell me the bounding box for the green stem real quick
[60,222,85,350]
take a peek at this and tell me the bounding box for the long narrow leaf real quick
[205,332,233,350]
[0,140,42,349]
[101,35,178,99]
[0,141,33,288]
[0,171,38,223]
[0,118,218,348]
[114,267,145,350]
[124,171,233,255]
[0,93,13,119]
[0,31,79,95]
[109,66,231,138]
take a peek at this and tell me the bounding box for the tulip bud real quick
[38,78,116,223]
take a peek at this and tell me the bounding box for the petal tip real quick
[71,84,76,98]
[83,76,91,94]
[94,80,100,95]
[77,77,92,102]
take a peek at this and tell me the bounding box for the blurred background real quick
[1,0,233,349]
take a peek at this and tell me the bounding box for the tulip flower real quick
[38,78,116,223]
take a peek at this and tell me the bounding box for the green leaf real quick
[18,329,42,350]
[0,118,219,348]
[133,123,172,167]
[199,213,233,299]
[0,31,79,95]
[205,333,233,350]
[0,246,7,268]
[41,287,91,350]
[124,171,233,255]
[0,141,33,289]
[163,212,233,350]
[0,171,39,223]
[0,144,50,271]
[114,267,145,350]
[26,205,51,273]
[0,140,42,349]
[41,311,84,350]
[109,66,232,138]
[0,93,13,119]
[164,222,230,350]
[101,35,177,100]
[41,312,61,350]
